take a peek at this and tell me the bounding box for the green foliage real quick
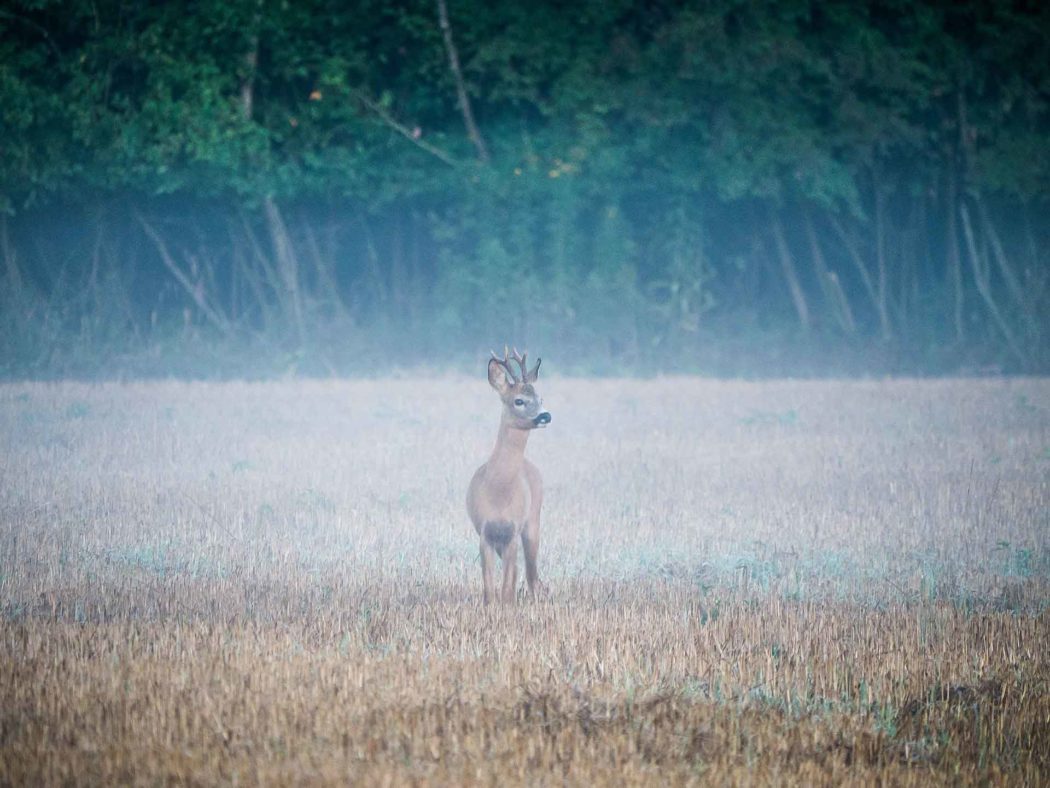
[0,0,1047,375]
[4,0,1047,206]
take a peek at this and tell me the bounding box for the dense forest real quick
[1,0,1047,377]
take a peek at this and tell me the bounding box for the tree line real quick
[1,0,1047,376]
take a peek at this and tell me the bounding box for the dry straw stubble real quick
[0,377,1047,784]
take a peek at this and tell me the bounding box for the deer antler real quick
[490,345,518,384]
[511,347,529,383]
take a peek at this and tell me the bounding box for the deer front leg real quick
[522,522,546,599]
[500,537,519,604]
[480,538,496,605]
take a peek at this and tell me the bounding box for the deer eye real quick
[513,398,525,407]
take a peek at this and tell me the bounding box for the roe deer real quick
[467,347,551,604]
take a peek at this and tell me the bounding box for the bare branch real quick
[135,213,230,335]
[0,10,63,61]
[352,89,459,167]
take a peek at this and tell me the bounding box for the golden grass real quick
[0,377,1047,785]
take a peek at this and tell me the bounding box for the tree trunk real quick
[231,218,275,331]
[0,214,23,295]
[770,211,810,330]
[827,212,884,336]
[974,194,1035,334]
[959,201,1024,364]
[805,210,855,334]
[436,0,489,163]
[238,6,306,344]
[303,218,348,321]
[240,0,262,122]
[945,170,964,341]
[873,177,892,340]
[358,211,388,307]
[263,197,306,343]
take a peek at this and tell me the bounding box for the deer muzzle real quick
[533,411,551,427]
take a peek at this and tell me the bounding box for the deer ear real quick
[488,357,512,395]
[526,357,541,383]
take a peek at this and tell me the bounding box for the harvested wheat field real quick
[0,376,1047,785]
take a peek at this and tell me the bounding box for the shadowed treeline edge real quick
[1,1,1048,378]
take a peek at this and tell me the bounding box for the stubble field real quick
[0,376,1048,785]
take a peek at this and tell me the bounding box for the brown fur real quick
[466,349,549,604]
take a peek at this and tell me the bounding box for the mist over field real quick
[2,0,1049,784]
[1,377,1048,783]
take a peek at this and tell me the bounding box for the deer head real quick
[488,346,551,430]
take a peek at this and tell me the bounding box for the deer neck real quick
[487,416,530,484]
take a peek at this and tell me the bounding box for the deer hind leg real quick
[500,537,519,604]
[522,525,545,599]
[480,537,496,605]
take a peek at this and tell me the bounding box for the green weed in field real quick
[64,401,90,419]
